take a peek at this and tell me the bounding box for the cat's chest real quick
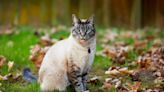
[67,37,96,72]
[72,48,90,62]
[69,47,95,71]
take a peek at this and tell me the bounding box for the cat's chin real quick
[78,39,89,46]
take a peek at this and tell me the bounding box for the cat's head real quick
[71,14,96,45]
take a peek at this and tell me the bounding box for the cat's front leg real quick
[67,62,84,92]
[74,76,84,92]
[82,73,88,91]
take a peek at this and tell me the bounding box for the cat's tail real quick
[22,68,37,82]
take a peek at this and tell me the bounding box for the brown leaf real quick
[29,44,49,69]
[106,66,134,76]
[134,40,147,48]
[137,56,152,69]
[135,46,164,82]
[144,88,164,92]
[105,69,120,76]
[119,67,134,75]
[126,81,141,91]
[0,55,6,67]
[152,39,162,47]
[117,87,128,92]
[101,30,118,43]
[87,76,100,85]
[103,46,129,64]
[30,44,41,58]
[101,82,112,89]
[39,34,57,46]
[131,69,155,82]
[114,41,127,47]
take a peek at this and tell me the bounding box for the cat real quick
[38,14,96,92]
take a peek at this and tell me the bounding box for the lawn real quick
[0,26,164,92]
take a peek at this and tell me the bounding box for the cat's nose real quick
[81,32,85,36]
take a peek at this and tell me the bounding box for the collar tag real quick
[88,48,91,54]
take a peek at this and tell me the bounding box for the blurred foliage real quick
[0,0,164,28]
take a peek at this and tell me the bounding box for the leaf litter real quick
[95,29,164,91]
[29,29,164,91]
[0,27,164,91]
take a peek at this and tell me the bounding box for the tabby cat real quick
[38,14,96,92]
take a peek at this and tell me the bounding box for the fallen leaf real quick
[103,46,129,64]
[119,67,134,75]
[39,33,54,46]
[105,69,120,76]
[50,27,57,34]
[126,81,141,91]
[101,82,112,89]
[105,78,113,82]
[101,30,118,43]
[30,44,41,56]
[8,61,14,72]
[144,88,164,92]
[0,75,6,80]
[87,76,100,85]
[29,44,50,69]
[0,73,12,81]
[13,72,22,81]
[134,40,147,48]
[0,55,6,67]
[106,66,134,76]
[131,69,155,82]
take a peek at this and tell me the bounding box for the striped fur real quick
[39,15,96,92]
[72,14,95,42]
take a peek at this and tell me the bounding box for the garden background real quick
[0,0,164,92]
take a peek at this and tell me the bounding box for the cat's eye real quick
[89,30,93,34]
[89,30,95,36]
[87,30,91,34]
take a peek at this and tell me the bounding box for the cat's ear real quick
[72,14,80,25]
[87,15,95,25]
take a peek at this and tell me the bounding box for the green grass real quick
[0,26,40,92]
[0,26,108,92]
[0,26,163,92]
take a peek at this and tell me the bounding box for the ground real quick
[0,26,164,92]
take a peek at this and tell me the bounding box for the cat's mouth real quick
[79,39,87,45]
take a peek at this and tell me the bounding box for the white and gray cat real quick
[38,14,96,92]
